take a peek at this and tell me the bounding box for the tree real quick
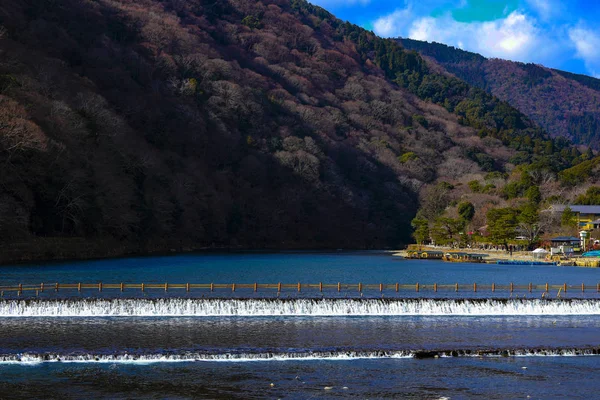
[430,217,463,246]
[0,95,47,153]
[417,184,451,221]
[574,186,600,205]
[411,217,429,246]
[517,203,542,248]
[242,15,263,29]
[486,208,519,249]
[525,185,541,205]
[468,180,482,193]
[457,201,475,222]
[561,206,578,231]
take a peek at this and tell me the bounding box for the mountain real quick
[398,38,600,149]
[0,0,586,262]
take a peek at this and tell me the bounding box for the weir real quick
[1,298,600,317]
[2,347,600,363]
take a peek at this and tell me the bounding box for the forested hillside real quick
[399,38,600,148]
[0,0,592,261]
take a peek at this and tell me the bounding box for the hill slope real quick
[398,38,600,148]
[0,0,584,261]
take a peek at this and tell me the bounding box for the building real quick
[550,205,600,230]
[549,236,580,246]
[549,236,580,255]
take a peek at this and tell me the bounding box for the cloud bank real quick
[368,1,600,77]
[373,6,549,63]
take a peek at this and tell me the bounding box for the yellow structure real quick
[574,258,600,268]
[442,252,486,263]
[406,250,444,259]
[551,205,600,230]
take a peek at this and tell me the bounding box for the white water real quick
[0,298,599,317]
[1,348,599,364]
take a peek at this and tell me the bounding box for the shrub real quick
[399,152,418,163]
[468,180,482,193]
[242,15,263,29]
[412,114,428,128]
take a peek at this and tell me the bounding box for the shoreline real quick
[393,247,600,267]
[392,247,537,262]
[0,239,398,266]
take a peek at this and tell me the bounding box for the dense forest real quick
[0,0,596,262]
[399,38,600,149]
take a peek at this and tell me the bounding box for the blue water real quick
[1,251,600,399]
[3,250,598,284]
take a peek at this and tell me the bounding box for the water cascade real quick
[0,298,599,317]
[1,347,600,364]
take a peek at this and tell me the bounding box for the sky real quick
[309,0,600,77]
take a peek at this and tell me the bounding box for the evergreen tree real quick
[411,217,430,247]
[487,208,519,250]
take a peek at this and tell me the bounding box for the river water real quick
[1,251,600,399]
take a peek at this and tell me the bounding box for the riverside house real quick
[550,205,600,230]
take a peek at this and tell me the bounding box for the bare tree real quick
[537,206,563,237]
[275,150,320,182]
[528,168,556,185]
[75,92,124,138]
[0,95,48,153]
[55,180,86,234]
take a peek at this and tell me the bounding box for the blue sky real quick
[310,0,600,77]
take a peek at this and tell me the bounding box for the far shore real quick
[391,247,537,262]
[0,242,398,266]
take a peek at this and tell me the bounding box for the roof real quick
[532,248,549,253]
[551,205,600,214]
[550,236,580,242]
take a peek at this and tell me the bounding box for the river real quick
[0,251,599,399]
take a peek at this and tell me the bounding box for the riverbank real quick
[392,247,536,262]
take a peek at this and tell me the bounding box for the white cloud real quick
[569,26,600,77]
[369,1,589,76]
[404,11,545,62]
[373,7,412,37]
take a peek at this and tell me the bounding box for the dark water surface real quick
[3,250,600,285]
[1,251,600,398]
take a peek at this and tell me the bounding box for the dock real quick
[497,260,556,266]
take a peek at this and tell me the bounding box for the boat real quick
[442,252,487,263]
